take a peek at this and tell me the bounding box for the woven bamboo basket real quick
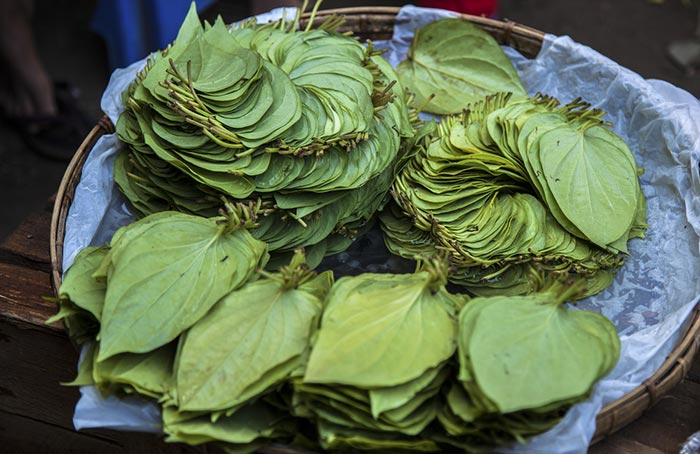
[49,6,700,451]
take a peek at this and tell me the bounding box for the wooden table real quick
[1,200,699,453]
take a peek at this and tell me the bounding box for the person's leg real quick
[0,0,56,119]
[0,0,90,160]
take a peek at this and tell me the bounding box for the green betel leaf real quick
[461,291,620,413]
[59,246,108,321]
[317,420,441,452]
[368,365,445,419]
[162,401,296,447]
[304,271,461,388]
[537,124,640,247]
[397,18,527,115]
[92,342,175,399]
[175,263,329,412]
[174,2,203,48]
[97,211,268,361]
[62,343,97,387]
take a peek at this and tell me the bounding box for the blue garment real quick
[91,0,215,70]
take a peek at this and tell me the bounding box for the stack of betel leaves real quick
[50,4,648,453]
[436,280,620,451]
[382,18,647,297]
[296,258,464,451]
[51,206,330,452]
[115,1,413,268]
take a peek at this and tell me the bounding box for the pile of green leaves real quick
[297,258,464,451]
[161,250,332,451]
[52,204,268,355]
[381,91,647,296]
[115,2,413,268]
[435,281,619,451]
[51,219,335,452]
[53,239,621,452]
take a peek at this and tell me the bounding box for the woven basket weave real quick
[49,6,700,451]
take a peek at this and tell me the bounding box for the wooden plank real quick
[0,261,61,330]
[590,436,667,454]
[0,317,82,428]
[0,198,53,268]
[0,196,60,330]
[0,409,192,454]
[0,314,201,453]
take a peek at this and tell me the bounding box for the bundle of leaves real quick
[436,281,620,451]
[381,92,647,297]
[50,204,271,405]
[50,203,269,357]
[296,258,466,451]
[51,223,334,452]
[115,2,413,268]
[162,250,333,451]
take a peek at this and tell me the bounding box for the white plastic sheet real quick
[62,5,700,453]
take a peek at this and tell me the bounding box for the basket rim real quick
[300,6,546,58]
[48,7,698,449]
[49,122,108,297]
[302,6,547,38]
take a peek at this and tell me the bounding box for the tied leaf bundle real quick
[52,204,269,361]
[97,207,269,361]
[170,250,331,414]
[161,251,333,451]
[115,2,414,268]
[381,93,646,297]
[54,245,332,452]
[434,282,620,451]
[298,258,466,451]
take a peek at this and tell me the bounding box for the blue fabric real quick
[91,0,216,70]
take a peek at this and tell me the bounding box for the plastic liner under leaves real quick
[60,5,700,453]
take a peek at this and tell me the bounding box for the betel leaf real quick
[317,420,441,452]
[175,254,330,412]
[162,401,296,447]
[47,246,108,343]
[59,246,108,321]
[62,343,97,387]
[536,124,639,247]
[368,365,445,419]
[397,18,527,115]
[304,265,463,388]
[92,342,176,399]
[460,288,620,413]
[97,210,268,361]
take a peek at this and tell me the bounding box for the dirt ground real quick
[1,0,698,240]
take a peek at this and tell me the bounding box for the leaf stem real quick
[416,254,449,293]
[259,249,317,290]
[217,198,261,232]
